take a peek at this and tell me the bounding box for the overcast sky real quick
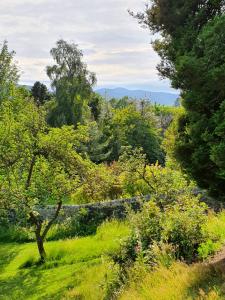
[0,0,176,93]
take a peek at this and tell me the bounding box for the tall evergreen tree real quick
[31,81,51,106]
[134,1,225,196]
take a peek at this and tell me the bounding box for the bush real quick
[113,186,208,267]
[47,208,109,240]
[0,225,33,243]
[198,211,225,259]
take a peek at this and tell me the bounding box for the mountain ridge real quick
[96,87,179,106]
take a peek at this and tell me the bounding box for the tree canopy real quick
[0,41,19,102]
[46,39,97,127]
[135,1,225,197]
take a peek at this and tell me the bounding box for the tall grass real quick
[119,261,223,300]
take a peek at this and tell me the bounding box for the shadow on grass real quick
[0,244,22,272]
[0,255,105,300]
[185,259,225,298]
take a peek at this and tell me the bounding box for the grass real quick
[0,220,130,300]
[2,212,225,299]
[118,211,225,300]
[119,261,225,300]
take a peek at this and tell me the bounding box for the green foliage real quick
[118,211,225,300]
[88,92,103,121]
[0,96,89,212]
[119,147,193,199]
[73,162,123,203]
[47,208,110,240]
[115,197,207,267]
[105,104,164,164]
[31,81,51,106]
[135,2,225,197]
[0,40,19,102]
[47,39,96,127]
[0,93,94,260]
[119,260,223,300]
[0,220,130,300]
[113,166,208,267]
[198,211,225,259]
[172,16,225,197]
[0,225,33,243]
[74,121,112,164]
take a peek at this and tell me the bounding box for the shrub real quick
[114,190,208,268]
[198,211,225,259]
[47,208,109,240]
[0,225,33,243]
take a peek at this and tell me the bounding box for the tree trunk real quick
[36,233,46,263]
[30,201,62,263]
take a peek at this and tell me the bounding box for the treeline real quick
[0,39,180,209]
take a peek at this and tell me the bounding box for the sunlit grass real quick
[0,220,130,300]
[119,261,224,300]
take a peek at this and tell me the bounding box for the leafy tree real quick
[47,39,96,127]
[73,162,123,203]
[134,1,225,197]
[119,147,193,198]
[31,81,51,106]
[108,105,164,164]
[109,96,134,109]
[0,95,90,262]
[0,41,19,101]
[74,122,112,163]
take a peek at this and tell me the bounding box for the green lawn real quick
[0,220,130,300]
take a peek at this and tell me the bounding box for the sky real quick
[0,0,177,93]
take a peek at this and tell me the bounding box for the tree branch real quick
[25,156,36,190]
[41,200,62,240]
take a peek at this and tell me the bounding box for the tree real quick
[88,93,103,121]
[31,81,51,106]
[107,104,164,164]
[46,40,97,127]
[134,1,225,197]
[0,95,90,262]
[0,40,19,101]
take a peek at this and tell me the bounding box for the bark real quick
[41,200,62,240]
[35,233,46,263]
[29,201,62,263]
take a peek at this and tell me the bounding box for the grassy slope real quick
[2,213,225,300]
[0,220,130,300]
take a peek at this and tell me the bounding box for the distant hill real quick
[19,84,33,91]
[96,87,179,106]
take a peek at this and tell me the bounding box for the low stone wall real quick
[37,195,151,222]
[37,191,224,223]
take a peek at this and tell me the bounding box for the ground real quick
[0,221,129,300]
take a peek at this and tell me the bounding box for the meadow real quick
[0,221,130,300]
[1,212,225,300]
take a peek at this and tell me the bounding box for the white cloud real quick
[0,0,176,92]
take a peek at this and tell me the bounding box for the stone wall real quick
[37,195,151,222]
[36,191,224,223]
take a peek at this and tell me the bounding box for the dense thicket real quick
[136,1,225,197]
